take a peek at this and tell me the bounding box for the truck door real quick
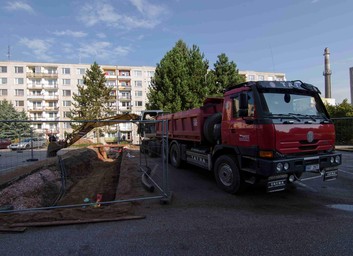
[223,91,258,156]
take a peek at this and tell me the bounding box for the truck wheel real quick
[214,155,242,194]
[169,143,181,168]
[204,113,222,144]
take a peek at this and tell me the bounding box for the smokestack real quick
[349,67,353,106]
[323,47,332,98]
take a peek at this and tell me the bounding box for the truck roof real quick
[225,80,321,94]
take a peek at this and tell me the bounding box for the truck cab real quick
[220,81,341,192]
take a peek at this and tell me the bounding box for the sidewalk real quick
[335,145,353,152]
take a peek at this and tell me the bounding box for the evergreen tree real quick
[0,100,30,139]
[69,62,113,122]
[325,99,353,117]
[206,53,245,96]
[147,40,209,112]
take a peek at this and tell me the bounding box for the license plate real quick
[305,164,319,172]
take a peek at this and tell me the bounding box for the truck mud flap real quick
[267,174,288,193]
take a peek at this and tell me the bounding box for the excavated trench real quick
[0,146,141,226]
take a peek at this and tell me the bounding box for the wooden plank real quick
[9,215,145,228]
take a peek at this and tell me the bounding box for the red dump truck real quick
[140,80,341,193]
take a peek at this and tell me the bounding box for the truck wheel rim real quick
[219,164,233,187]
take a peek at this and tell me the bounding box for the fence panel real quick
[332,117,353,145]
[0,119,170,224]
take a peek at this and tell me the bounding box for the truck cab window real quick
[232,91,254,118]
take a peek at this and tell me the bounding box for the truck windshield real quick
[260,91,328,119]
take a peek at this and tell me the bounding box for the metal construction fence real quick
[331,117,353,145]
[0,119,171,217]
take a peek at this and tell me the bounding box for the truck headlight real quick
[283,162,289,171]
[276,163,283,172]
[330,157,334,164]
[335,155,341,164]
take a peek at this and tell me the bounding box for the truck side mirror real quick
[239,93,248,117]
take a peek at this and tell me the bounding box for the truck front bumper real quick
[255,152,341,192]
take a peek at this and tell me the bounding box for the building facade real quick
[0,61,285,144]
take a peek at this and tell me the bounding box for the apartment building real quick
[0,61,285,144]
[239,70,286,82]
[0,61,155,143]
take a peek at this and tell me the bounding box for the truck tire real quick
[214,155,242,194]
[169,142,181,168]
[203,113,222,144]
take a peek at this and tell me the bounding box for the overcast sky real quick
[0,0,352,103]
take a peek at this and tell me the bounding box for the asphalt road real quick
[0,148,47,173]
[1,150,353,256]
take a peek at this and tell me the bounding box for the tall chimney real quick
[349,67,353,106]
[323,47,332,98]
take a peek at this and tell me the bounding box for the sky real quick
[0,0,352,103]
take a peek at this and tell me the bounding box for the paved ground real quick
[1,150,353,256]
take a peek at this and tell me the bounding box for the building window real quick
[258,75,264,81]
[15,100,24,107]
[0,78,7,85]
[15,66,24,73]
[146,71,155,78]
[0,66,7,73]
[105,70,116,76]
[0,89,7,96]
[77,68,86,75]
[135,101,143,107]
[62,68,70,74]
[134,81,142,87]
[48,112,57,118]
[135,91,143,97]
[33,101,42,108]
[63,122,71,128]
[133,70,142,77]
[15,89,24,96]
[47,67,57,74]
[63,101,71,107]
[77,79,84,85]
[107,81,116,87]
[248,75,255,81]
[63,90,71,97]
[119,71,130,76]
[14,78,24,85]
[47,79,57,86]
[62,79,71,85]
[63,111,71,118]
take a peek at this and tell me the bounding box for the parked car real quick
[8,138,46,150]
[0,138,11,149]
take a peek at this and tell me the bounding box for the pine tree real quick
[69,62,113,122]
[147,40,209,112]
[206,53,245,96]
[0,100,30,139]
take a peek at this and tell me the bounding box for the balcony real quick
[28,107,44,112]
[119,95,131,101]
[27,94,44,100]
[30,116,44,120]
[42,84,58,90]
[44,106,59,111]
[27,84,43,89]
[118,86,132,91]
[44,95,59,101]
[118,74,131,80]
[26,72,58,79]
